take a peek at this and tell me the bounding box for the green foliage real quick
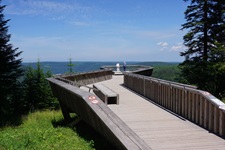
[22,60,59,112]
[181,0,211,61]
[67,57,75,74]
[0,2,23,125]
[152,65,181,82]
[205,62,225,99]
[0,110,116,150]
[0,111,95,150]
[180,0,225,99]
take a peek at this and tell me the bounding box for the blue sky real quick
[3,0,188,62]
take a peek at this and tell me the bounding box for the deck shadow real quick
[52,116,117,150]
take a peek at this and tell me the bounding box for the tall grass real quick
[0,110,115,150]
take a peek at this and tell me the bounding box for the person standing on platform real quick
[123,61,126,71]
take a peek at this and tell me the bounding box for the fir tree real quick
[0,2,23,124]
[23,61,59,112]
[67,57,75,74]
[208,0,225,98]
[180,0,225,99]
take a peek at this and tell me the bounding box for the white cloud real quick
[71,21,90,27]
[130,30,177,40]
[5,0,91,20]
[157,42,168,47]
[171,43,186,52]
[157,42,168,51]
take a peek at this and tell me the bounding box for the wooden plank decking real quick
[82,75,225,150]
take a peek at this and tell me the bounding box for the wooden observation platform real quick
[47,66,225,150]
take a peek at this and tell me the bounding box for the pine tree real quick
[23,61,59,112]
[179,0,211,89]
[180,0,225,99]
[208,0,225,99]
[67,57,75,74]
[0,2,23,123]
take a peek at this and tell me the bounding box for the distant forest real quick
[22,61,180,82]
[135,62,180,82]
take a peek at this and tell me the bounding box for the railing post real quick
[181,87,186,117]
[187,92,191,120]
[169,84,172,110]
[178,88,182,115]
[208,103,214,131]
[122,72,225,138]
[213,106,219,134]
[191,93,196,122]
[195,94,199,124]
[143,77,146,97]
[184,89,188,119]
[219,109,225,136]
[204,99,209,129]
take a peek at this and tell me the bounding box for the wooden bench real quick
[93,83,119,104]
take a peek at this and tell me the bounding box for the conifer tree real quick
[0,2,23,123]
[180,0,225,99]
[23,61,58,112]
[67,57,75,74]
[208,0,225,98]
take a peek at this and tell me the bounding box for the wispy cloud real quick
[156,42,186,52]
[137,31,177,39]
[171,43,186,52]
[157,42,168,51]
[70,21,90,27]
[5,0,91,20]
[157,42,168,47]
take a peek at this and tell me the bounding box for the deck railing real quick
[101,65,153,76]
[47,76,151,150]
[54,70,113,86]
[124,72,225,137]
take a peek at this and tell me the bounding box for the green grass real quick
[0,110,116,150]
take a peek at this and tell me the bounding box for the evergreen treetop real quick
[180,0,225,99]
[0,1,23,123]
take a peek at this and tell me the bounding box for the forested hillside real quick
[23,61,180,77]
[136,62,180,82]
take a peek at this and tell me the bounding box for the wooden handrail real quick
[124,73,225,137]
[47,77,152,149]
[54,70,114,86]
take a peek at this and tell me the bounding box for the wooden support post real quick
[204,99,209,129]
[69,117,82,127]
[219,110,225,137]
[191,93,195,122]
[195,94,200,125]
[188,92,192,120]
[213,107,219,134]
[208,103,213,131]
[59,101,72,123]
[184,90,188,118]
[181,89,185,117]
[199,97,204,127]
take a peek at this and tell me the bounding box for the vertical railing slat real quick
[123,73,225,137]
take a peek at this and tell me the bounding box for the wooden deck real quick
[82,75,225,150]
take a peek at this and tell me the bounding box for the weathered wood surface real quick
[55,70,113,86]
[85,75,225,150]
[123,73,225,137]
[47,78,151,150]
[93,83,119,104]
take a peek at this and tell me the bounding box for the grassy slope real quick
[0,110,115,150]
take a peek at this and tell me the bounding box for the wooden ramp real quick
[84,75,225,150]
